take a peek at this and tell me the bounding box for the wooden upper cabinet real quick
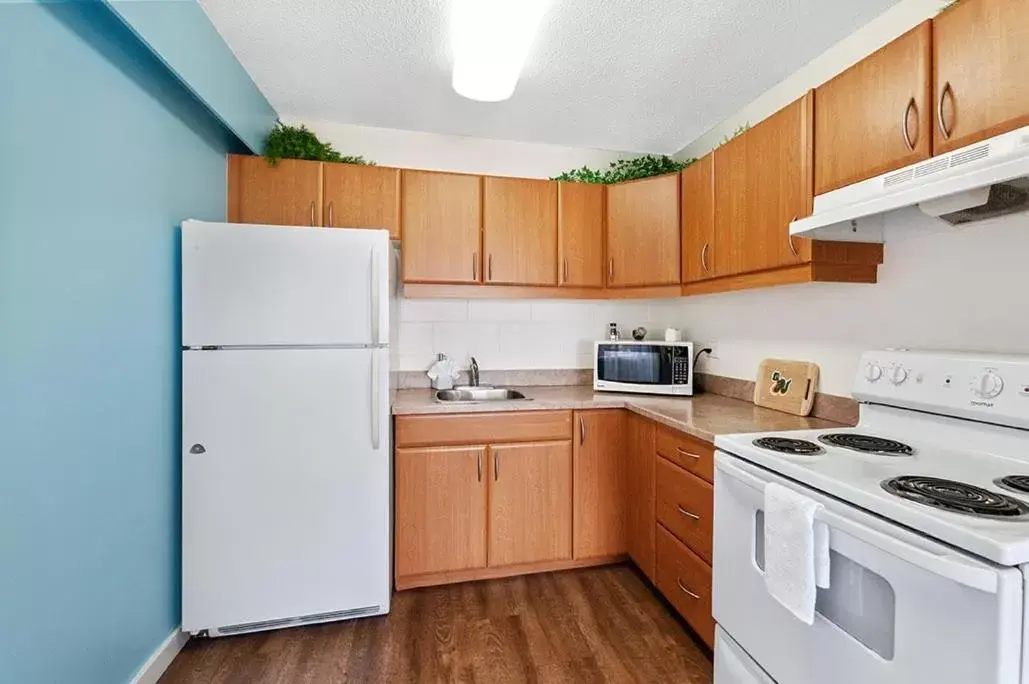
[572,410,628,560]
[483,177,558,286]
[227,155,322,227]
[627,413,656,581]
[322,163,401,239]
[933,0,1029,154]
[681,155,715,283]
[815,21,932,195]
[557,183,605,288]
[605,174,681,287]
[394,446,487,579]
[401,170,482,284]
[488,441,573,567]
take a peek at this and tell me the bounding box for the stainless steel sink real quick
[435,387,529,403]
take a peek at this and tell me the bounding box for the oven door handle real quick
[717,455,1002,594]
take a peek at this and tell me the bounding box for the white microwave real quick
[593,340,694,396]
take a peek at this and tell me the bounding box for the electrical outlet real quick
[705,345,719,361]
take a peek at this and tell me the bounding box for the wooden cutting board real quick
[753,359,820,416]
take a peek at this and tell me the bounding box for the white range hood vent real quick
[791,125,1029,243]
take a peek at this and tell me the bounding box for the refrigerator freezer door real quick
[182,221,390,347]
[182,347,390,633]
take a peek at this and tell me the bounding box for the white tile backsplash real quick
[395,297,684,371]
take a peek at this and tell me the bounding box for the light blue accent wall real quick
[103,0,278,153]
[0,2,242,682]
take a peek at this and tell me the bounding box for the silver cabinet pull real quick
[477,451,483,483]
[579,415,586,445]
[608,258,615,283]
[189,444,206,454]
[788,216,800,259]
[328,201,335,227]
[677,505,701,521]
[472,252,478,280]
[902,96,917,151]
[938,81,953,140]
[494,451,500,481]
[676,447,701,461]
[309,200,316,226]
[562,259,569,284]
[701,243,710,273]
[677,579,701,600]
[488,254,493,281]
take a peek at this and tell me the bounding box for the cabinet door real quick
[933,0,1029,154]
[627,414,657,580]
[227,155,322,227]
[573,410,628,560]
[395,446,487,579]
[815,21,932,195]
[605,174,681,287]
[681,155,715,282]
[713,135,748,278]
[322,163,400,239]
[488,441,573,567]
[483,177,558,285]
[401,170,482,284]
[558,182,605,288]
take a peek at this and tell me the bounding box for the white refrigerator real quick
[180,220,394,637]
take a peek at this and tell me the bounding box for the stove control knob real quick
[864,362,883,383]
[972,371,1004,399]
[888,365,909,385]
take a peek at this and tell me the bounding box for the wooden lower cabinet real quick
[394,446,488,578]
[655,457,714,563]
[627,413,657,580]
[573,410,629,560]
[656,524,715,648]
[489,441,573,566]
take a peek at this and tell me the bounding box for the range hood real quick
[790,125,1029,243]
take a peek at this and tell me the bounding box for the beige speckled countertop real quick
[391,386,841,443]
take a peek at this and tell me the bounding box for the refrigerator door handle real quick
[371,352,381,450]
[370,245,381,345]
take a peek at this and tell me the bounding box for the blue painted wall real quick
[0,2,242,682]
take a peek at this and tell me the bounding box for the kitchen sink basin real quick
[435,387,528,403]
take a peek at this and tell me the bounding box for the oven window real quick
[596,345,673,385]
[754,511,896,660]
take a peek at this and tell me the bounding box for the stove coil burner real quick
[819,433,914,456]
[994,475,1029,496]
[882,476,1029,519]
[752,437,825,456]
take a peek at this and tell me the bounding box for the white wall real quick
[288,118,633,179]
[675,0,941,160]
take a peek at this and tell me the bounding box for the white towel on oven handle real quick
[764,482,831,625]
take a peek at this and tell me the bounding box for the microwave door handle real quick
[716,455,1002,594]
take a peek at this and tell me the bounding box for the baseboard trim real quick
[129,627,189,684]
[396,554,626,591]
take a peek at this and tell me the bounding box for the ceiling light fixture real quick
[451,0,551,102]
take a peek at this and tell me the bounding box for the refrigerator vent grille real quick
[214,605,382,636]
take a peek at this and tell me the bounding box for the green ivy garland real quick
[263,122,375,167]
[551,154,695,184]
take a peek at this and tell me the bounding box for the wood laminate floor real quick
[161,564,713,684]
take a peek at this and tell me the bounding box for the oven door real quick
[714,452,1024,684]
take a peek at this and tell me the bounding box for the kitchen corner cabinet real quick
[488,441,573,566]
[933,0,1029,155]
[605,173,681,287]
[681,155,716,282]
[558,182,605,288]
[322,164,401,239]
[483,177,558,286]
[400,170,482,284]
[626,412,657,580]
[228,155,322,227]
[573,410,628,560]
[394,446,487,578]
[814,21,932,195]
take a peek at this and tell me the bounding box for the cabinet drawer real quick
[656,524,714,648]
[655,425,714,483]
[395,411,572,447]
[655,456,713,562]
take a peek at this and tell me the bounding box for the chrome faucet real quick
[469,357,480,387]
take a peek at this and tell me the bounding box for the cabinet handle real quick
[937,81,953,141]
[608,258,615,283]
[328,201,335,227]
[472,252,478,281]
[494,451,500,481]
[309,201,316,227]
[488,254,493,281]
[677,504,701,521]
[788,216,799,259]
[677,579,701,600]
[902,96,917,152]
[477,451,483,482]
[676,447,701,461]
[701,243,710,273]
[579,416,586,445]
[562,259,569,284]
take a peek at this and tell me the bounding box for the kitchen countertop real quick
[391,385,842,443]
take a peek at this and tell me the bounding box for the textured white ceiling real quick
[198,0,900,154]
